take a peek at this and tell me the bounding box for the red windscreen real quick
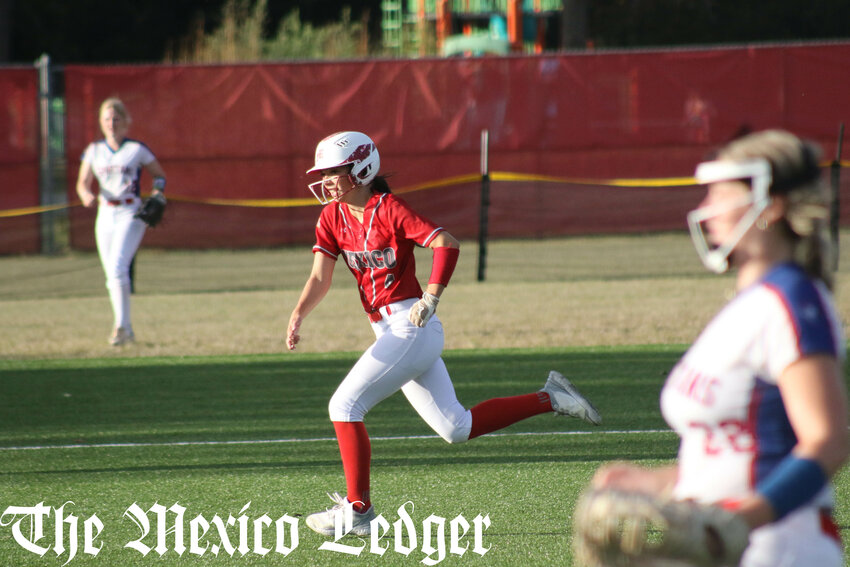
[53,42,850,249]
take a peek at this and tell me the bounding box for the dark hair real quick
[337,163,390,194]
[371,175,392,194]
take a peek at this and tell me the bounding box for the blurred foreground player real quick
[589,130,848,567]
[286,131,602,537]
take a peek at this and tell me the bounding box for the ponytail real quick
[780,142,833,289]
[371,175,392,194]
[783,214,833,289]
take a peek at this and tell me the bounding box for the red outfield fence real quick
[2,42,849,253]
[0,67,40,254]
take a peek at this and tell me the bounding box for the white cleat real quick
[109,327,135,347]
[305,492,376,537]
[541,370,602,425]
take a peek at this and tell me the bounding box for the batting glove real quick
[409,293,439,327]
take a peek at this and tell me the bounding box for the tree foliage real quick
[164,0,367,63]
[5,0,850,64]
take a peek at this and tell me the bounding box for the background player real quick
[591,130,848,566]
[75,97,167,346]
[286,131,602,536]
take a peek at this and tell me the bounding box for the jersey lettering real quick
[95,165,134,177]
[669,363,719,406]
[342,248,397,271]
[688,419,755,455]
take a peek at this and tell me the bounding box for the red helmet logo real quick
[349,143,374,164]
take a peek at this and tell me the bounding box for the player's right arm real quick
[286,252,336,351]
[75,158,97,208]
[591,462,679,498]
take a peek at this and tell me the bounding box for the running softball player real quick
[75,97,166,346]
[591,130,848,566]
[287,131,602,536]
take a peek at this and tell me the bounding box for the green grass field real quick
[1,347,848,566]
[3,233,850,565]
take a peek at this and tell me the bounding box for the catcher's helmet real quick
[307,131,380,186]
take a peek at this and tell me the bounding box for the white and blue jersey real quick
[660,262,844,508]
[81,139,156,202]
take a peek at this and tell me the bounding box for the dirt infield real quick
[2,232,848,359]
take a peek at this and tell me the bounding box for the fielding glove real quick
[134,192,167,227]
[573,488,750,567]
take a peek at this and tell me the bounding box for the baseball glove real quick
[134,193,167,227]
[572,488,750,567]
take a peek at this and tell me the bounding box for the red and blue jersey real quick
[313,193,443,315]
[81,138,156,201]
[660,262,844,507]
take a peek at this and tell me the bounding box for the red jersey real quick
[313,192,444,315]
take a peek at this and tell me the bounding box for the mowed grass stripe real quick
[0,429,677,452]
[0,347,676,447]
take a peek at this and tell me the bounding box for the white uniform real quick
[81,138,156,334]
[661,262,844,566]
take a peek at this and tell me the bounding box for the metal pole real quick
[830,123,844,271]
[477,129,490,282]
[36,53,56,254]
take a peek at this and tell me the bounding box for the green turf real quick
[0,347,847,566]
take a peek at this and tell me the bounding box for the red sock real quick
[333,421,371,512]
[468,392,552,439]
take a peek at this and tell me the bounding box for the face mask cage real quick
[308,173,356,205]
[686,158,772,273]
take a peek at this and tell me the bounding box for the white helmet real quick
[686,158,772,273]
[306,131,380,186]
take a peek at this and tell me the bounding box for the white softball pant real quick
[95,199,146,330]
[741,507,842,567]
[328,298,473,444]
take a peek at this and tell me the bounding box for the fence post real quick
[36,53,56,255]
[476,129,490,282]
[830,123,844,271]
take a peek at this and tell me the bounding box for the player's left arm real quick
[782,354,850,475]
[424,230,460,298]
[143,159,167,196]
[408,230,459,327]
[734,354,849,529]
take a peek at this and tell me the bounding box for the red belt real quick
[104,198,135,206]
[367,304,393,322]
[820,509,841,543]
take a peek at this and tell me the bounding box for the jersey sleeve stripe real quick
[750,377,797,488]
[313,245,338,259]
[421,228,444,247]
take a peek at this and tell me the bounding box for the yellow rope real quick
[164,195,318,208]
[3,163,847,217]
[489,172,697,187]
[0,203,72,218]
